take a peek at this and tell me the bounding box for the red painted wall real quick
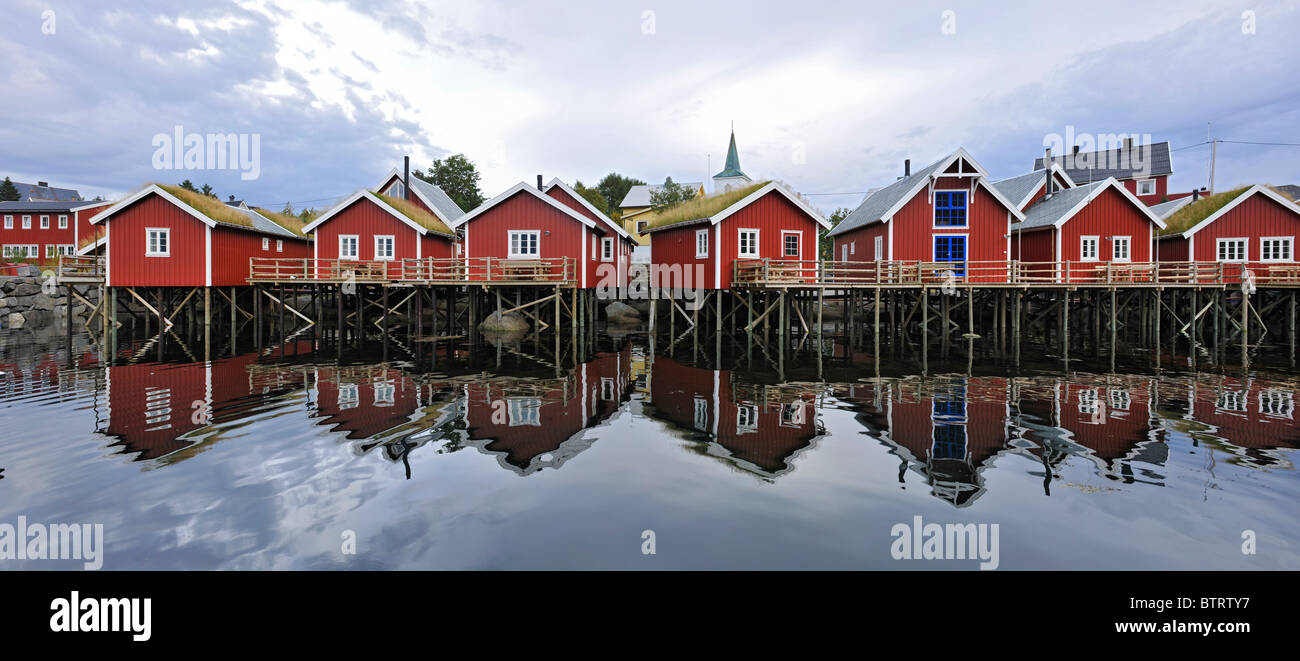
[650,223,715,290]
[104,194,207,287]
[463,190,586,284]
[0,209,81,263]
[211,226,309,286]
[1187,193,1300,263]
[1157,235,1189,262]
[716,191,821,288]
[833,221,888,262]
[1121,175,1167,205]
[1057,186,1156,264]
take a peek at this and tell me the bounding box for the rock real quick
[22,310,51,327]
[481,329,527,347]
[7,312,24,329]
[605,301,642,325]
[478,310,529,332]
[15,265,39,277]
[624,300,651,315]
[30,294,55,311]
[9,282,40,297]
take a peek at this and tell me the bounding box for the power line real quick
[1221,139,1300,147]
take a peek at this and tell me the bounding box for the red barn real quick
[1010,178,1166,282]
[0,200,112,263]
[1156,186,1300,274]
[543,178,636,289]
[78,184,310,288]
[302,189,456,279]
[454,181,611,286]
[829,149,1024,282]
[644,181,829,290]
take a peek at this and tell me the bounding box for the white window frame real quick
[338,234,359,260]
[736,404,759,434]
[693,396,709,431]
[1217,237,1248,262]
[591,235,598,261]
[600,377,615,401]
[1216,390,1245,412]
[1112,235,1131,262]
[374,235,395,261]
[21,215,31,229]
[507,397,542,426]
[58,214,68,229]
[276,239,283,253]
[874,236,883,261]
[850,241,856,255]
[1136,179,1156,196]
[1260,236,1293,263]
[508,230,540,259]
[601,236,614,262]
[39,215,49,229]
[145,228,170,257]
[27,244,37,257]
[737,228,760,258]
[1259,390,1294,418]
[46,244,57,258]
[262,237,270,251]
[841,244,848,261]
[1080,235,1099,262]
[1108,389,1131,411]
[338,383,359,409]
[2,215,10,229]
[636,220,648,235]
[781,230,800,258]
[695,229,709,258]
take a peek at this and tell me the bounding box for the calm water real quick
[1,325,1297,570]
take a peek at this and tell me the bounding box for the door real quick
[934,235,967,276]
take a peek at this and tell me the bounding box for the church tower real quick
[712,125,752,193]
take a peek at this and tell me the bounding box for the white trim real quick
[931,189,969,228]
[57,214,68,229]
[1006,164,1078,210]
[416,228,422,260]
[1260,236,1293,263]
[507,229,540,259]
[205,225,212,286]
[39,214,50,229]
[1182,185,1300,239]
[88,184,216,228]
[714,226,720,288]
[105,222,110,285]
[887,219,894,259]
[600,236,614,262]
[375,170,458,227]
[1043,178,1167,232]
[844,149,1028,230]
[302,189,439,236]
[2,215,10,229]
[708,182,830,229]
[1216,237,1248,262]
[581,228,587,287]
[874,235,883,261]
[1080,235,1100,261]
[1136,179,1157,197]
[145,227,171,257]
[543,178,633,239]
[373,234,395,261]
[781,229,801,258]
[737,228,760,258]
[338,234,360,260]
[1111,235,1131,262]
[695,228,709,258]
[21,215,31,229]
[451,181,597,230]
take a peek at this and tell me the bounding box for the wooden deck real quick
[55,255,106,284]
[248,256,578,286]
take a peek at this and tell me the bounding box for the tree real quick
[228,194,237,203]
[413,153,485,211]
[649,177,695,212]
[282,201,294,215]
[819,208,852,261]
[201,183,214,197]
[297,208,318,223]
[0,177,19,202]
[573,180,611,216]
[179,179,197,192]
[595,173,645,217]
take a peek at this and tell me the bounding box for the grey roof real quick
[827,153,953,237]
[1146,196,1192,219]
[1275,184,1300,202]
[0,200,106,212]
[1033,142,1172,183]
[407,175,466,223]
[224,199,247,208]
[233,207,301,238]
[1016,181,1106,231]
[5,180,81,201]
[991,170,1051,208]
[619,181,703,208]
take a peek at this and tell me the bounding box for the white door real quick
[841,244,848,261]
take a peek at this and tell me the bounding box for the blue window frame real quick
[932,424,968,460]
[934,235,966,275]
[934,191,967,227]
[932,385,968,459]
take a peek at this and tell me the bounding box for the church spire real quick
[714,125,746,179]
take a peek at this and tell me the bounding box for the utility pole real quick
[1207,122,1219,195]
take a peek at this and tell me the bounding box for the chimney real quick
[537,174,544,191]
[37,181,48,187]
[904,159,911,177]
[1072,145,1080,156]
[1193,190,1200,201]
[403,156,410,201]
[1123,137,1133,149]
[1044,148,1054,197]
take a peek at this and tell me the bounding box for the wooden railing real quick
[249,258,395,283]
[56,255,105,281]
[733,259,1300,287]
[249,256,577,285]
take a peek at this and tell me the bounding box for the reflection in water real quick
[0,329,1297,569]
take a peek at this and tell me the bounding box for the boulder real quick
[7,312,24,329]
[605,301,642,325]
[30,294,55,311]
[9,282,40,297]
[478,310,530,332]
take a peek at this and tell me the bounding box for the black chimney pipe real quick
[537,174,544,191]
[1193,189,1200,201]
[403,156,410,201]
[1044,148,1053,197]
[904,159,911,177]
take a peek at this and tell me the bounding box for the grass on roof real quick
[252,207,308,237]
[1160,186,1251,235]
[646,181,770,230]
[374,192,453,236]
[157,184,260,229]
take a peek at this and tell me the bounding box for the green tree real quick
[819,207,852,261]
[649,177,695,212]
[0,177,20,202]
[413,153,485,211]
[282,201,294,215]
[201,183,214,197]
[595,173,645,216]
[228,194,237,203]
[179,179,197,192]
[573,180,611,216]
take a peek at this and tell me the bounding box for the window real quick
[693,397,709,432]
[45,245,57,258]
[933,235,967,275]
[601,236,614,262]
[60,244,74,256]
[1078,389,1100,416]
[339,235,359,260]
[21,215,31,229]
[1080,236,1099,261]
[2,216,10,229]
[738,229,759,257]
[600,377,615,401]
[841,244,848,261]
[1112,236,1130,262]
[1216,390,1245,412]
[782,231,800,258]
[39,215,49,229]
[1260,390,1294,418]
[695,229,709,258]
[850,241,856,255]
[338,383,359,410]
[374,235,395,261]
[28,244,37,257]
[146,228,170,257]
[386,181,405,198]
[373,379,395,406]
[1217,238,1247,262]
[143,387,172,432]
[933,191,967,227]
[636,220,648,234]
[1109,389,1131,411]
[1137,179,1156,196]
[275,239,283,253]
[780,402,806,427]
[1261,237,1293,262]
[736,404,759,434]
[591,235,597,261]
[58,215,68,229]
[508,230,539,258]
[874,236,883,261]
[507,397,541,426]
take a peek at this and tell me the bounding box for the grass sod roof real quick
[645,181,770,231]
[252,207,309,237]
[1159,186,1251,236]
[374,192,454,236]
[158,183,264,229]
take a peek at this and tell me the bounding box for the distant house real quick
[4,179,82,202]
[224,198,249,210]
[1032,140,1175,205]
[0,199,112,262]
[618,180,705,244]
[1156,185,1300,265]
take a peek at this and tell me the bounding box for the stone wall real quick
[0,265,100,330]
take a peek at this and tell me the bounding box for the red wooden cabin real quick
[644,181,829,290]
[1156,186,1300,278]
[78,184,310,287]
[0,200,111,263]
[829,149,1024,283]
[301,189,456,280]
[1033,140,1175,205]
[313,366,422,440]
[375,168,467,229]
[544,178,636,290]
[1010,178,1166,282]
[1175,377,1300,467]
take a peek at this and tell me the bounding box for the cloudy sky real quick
[2,0,1298,214]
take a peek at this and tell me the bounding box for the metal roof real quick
[619,181,704,208]
[1032,141,1172,183]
